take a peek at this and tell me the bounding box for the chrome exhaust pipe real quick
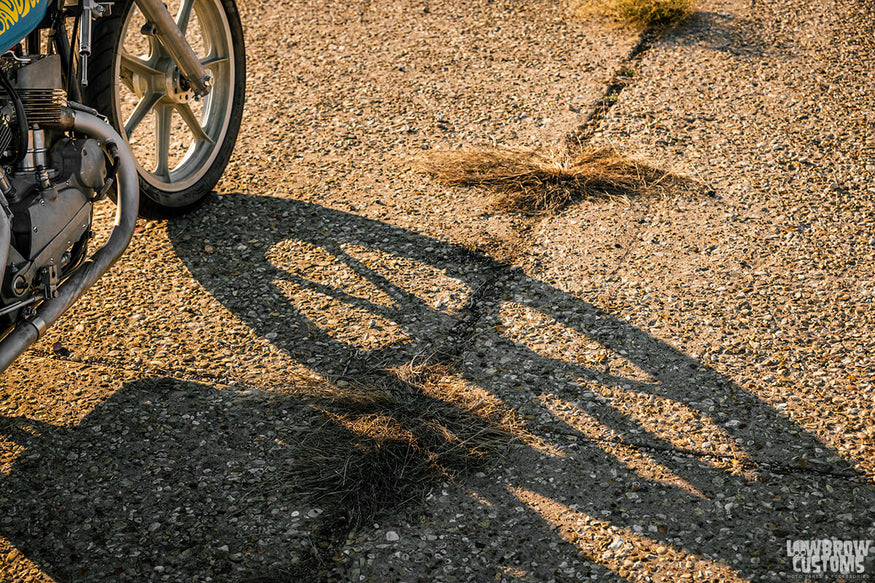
[0,109,139,372]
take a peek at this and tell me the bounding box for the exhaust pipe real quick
[0,202,9,300]
[0,108,139,372]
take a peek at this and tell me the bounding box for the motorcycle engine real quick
[0,54,107,316]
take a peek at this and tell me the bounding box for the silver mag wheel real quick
[85,0,245,218]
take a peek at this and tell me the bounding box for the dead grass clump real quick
[577,0,695,27]
[417,145,672,215]
[287,363,516,527]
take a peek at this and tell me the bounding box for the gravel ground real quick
[2,0,875,581]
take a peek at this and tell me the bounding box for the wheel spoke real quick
[120,49,162,78]
[175,102,214,145]
[176,0,195,34]
[201,55,229,71]
[120,73,136,94]
[154,104,173,178]
[124,91,162,139]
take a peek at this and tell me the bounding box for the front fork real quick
[76,0,105,85]
[77,0,212,98]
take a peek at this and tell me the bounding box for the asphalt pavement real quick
[1,0,873,581]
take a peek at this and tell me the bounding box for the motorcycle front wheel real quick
[85,0,245,218]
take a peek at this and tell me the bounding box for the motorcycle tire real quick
[83,0,245,218]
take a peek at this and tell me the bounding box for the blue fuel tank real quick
[0,0,53,54]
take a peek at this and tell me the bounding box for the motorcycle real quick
[0,0,245,371]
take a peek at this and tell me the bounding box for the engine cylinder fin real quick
[0,88,67,125]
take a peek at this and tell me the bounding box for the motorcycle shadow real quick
[2,371,519,581]
[1,193,873,582]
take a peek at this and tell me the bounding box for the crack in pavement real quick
[566,28,660,148]
[429,24,664,371]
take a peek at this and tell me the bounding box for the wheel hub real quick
[126,58,193,104]
[165,67,194,104]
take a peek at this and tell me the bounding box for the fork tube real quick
[134,0,212,97]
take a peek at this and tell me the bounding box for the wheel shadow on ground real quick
[1,194,873,582]
[168,195,875,579]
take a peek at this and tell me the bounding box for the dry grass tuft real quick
[416,145,674,215]
[576,0,696,27]
[286,363,518,527]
